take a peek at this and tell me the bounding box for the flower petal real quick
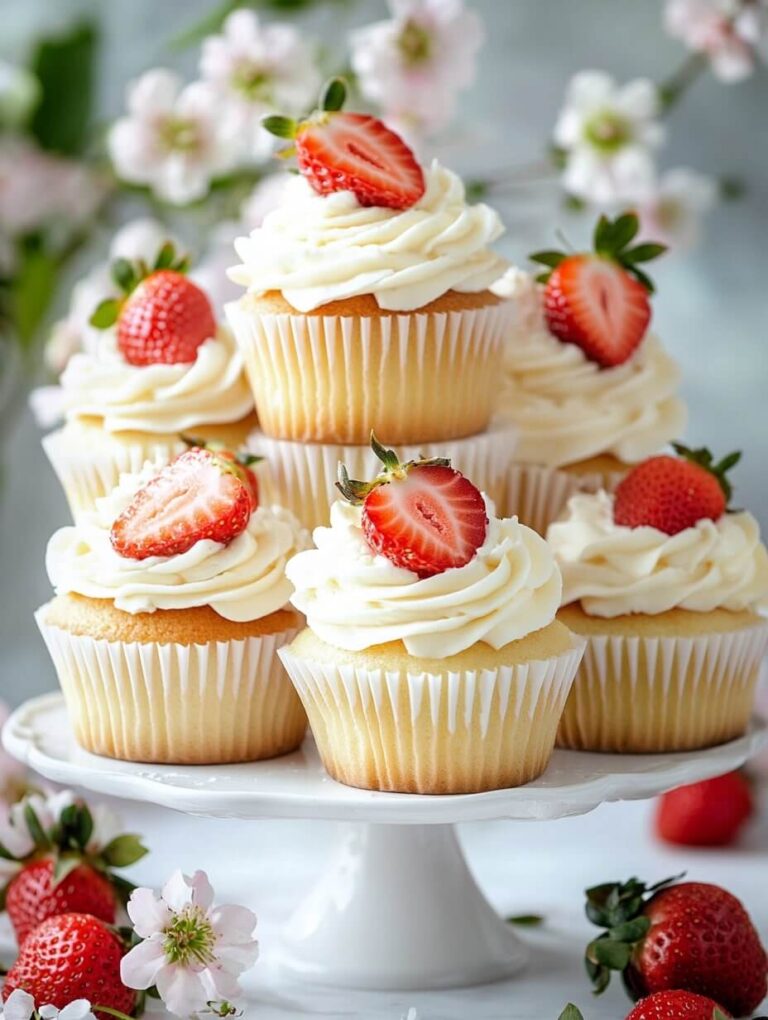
[188,869,215,911]
[3,989,36,1020]
[120,938,168,990]
[127,886,171,938]
[161,869,197,913]
[210,904,258,944]
[155,963,209,1018]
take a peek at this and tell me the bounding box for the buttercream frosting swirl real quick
[494,270,686,467]
[286,497,562,657]
[59,326,253,434]
[228,161,509,312]
[46,465,307,622]
[548,490,768,617]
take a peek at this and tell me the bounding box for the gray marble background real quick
[2,0,767,706]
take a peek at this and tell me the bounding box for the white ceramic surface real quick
[4,694,767,992]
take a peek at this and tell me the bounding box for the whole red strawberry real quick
[111,447,254,560]
[613,445,740,535]
[90,241,215,366]
[584,875,767,1016]
[264,77,425,210]
[655,771,754,848]
[626,990,731,1020]
[336,434,488,578]
[3,913,136,1017]
[530,213,666,367]
[7,858,116,947]
[0,794,147,947]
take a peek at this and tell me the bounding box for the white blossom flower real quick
[200,10,321,162]
[0,990,97,1020]
[39,1002,97,1020]
[0,138,104,237]
[554,71,664,204]
[0,989,36,1020]
[350,0,484,137]
[636,167,718,250]
[0,60,39,126]
[665,0,767,81]
[121,870,259,1018]
[108,69,240,205]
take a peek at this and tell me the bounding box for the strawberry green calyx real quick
[671,443,741,505]
[530,212,667,293]
[336,431,450,506]
[557,1007,584,1020]
[584,873,683,995]
[90,241,192,330]
[263,77,348,143]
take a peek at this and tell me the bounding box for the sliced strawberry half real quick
[337,435,488,578]
[263,78,425,210]
[530,212,666,368]
[111,448,253,560]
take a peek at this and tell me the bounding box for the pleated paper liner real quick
[557,620,768,753]
[248,421,518,532]
[279,642,585,794]
[226,298,513,445]
[36,610,306,764]
[502,462,626,536]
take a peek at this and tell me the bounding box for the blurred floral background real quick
[1,0,767,707]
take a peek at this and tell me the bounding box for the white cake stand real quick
[4,693,767,993]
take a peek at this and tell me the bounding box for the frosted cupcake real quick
[37,447,307,764]
[497,214,685,534]
[548,446,768,752]
[44,244,255,520]
[279,437,584,794]
[226,80,511,445]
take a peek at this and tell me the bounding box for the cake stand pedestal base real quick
[276,821,527,990]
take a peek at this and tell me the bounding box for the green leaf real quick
[607,213,639,252]
[53,853,82,887]
[90,298,121,329]
[0,882,8,912]
[111,258,136,294]
[370,432,400,472]
[262,115,298,140]
[628,265,655,294]
[621,243,667,264]
[154,242,177,271]
[12,246,58,346]
[716,451,741,473]
[321,77,347,112]
[29,21,97,155]
[529,250,566,269]
[74,804,94,850]
[24,802,50,849]
[591,938,632,970]
[170,0,241,50]
[0,841,17,862]
[608,917,650,942]
[506,913,544,927]
[558,1007,584,1020]
[101,834,149,868]
[712,1011,730,1020]
[593,214,613,254]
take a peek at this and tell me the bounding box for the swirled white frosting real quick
[59,326,253,434]
[228,161,509,312]
[494,271,686,467]
[547,490,768,617]
[285,497,562,657]
[46,465,307,622]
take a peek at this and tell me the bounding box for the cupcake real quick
[547,446,768,753]
[43,244,255,521]
[226,80,512,445]
[279,437,585,794]
[496,214,686,534]
[37,447,308,764]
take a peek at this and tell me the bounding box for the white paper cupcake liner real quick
[36,611,306,764]
[247,421,518,531]
[558,621,768,752]
[502,462,626,536]
[226,299,513,444]
[279,642,584,794]
[43,426,186,522]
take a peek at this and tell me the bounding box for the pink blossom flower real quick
[665,0,767,82]
[636,167,717,250]
[121,870,258,1018]
[350,0,484,137]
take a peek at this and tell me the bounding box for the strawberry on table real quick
[263,77,426,210]
[90,241,216,366]
[530,212,667,367]
[655,771,755,848]
[0,793,147,947]
[626,990,731,1020]
[336,433,488,578]
[613,444,740,535]
[111,447,256,561]
[3,913,136,1018]
[583,874,767,1016]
